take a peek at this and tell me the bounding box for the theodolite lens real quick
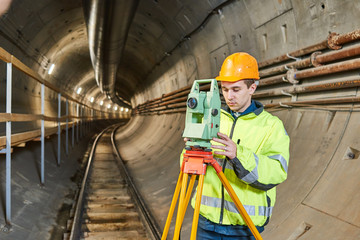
[187,97,197,109]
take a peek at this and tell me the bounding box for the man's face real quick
[221,80,257,112]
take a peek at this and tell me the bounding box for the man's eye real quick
[222,89,228,92]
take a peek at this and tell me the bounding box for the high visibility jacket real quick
[185,101,290,227]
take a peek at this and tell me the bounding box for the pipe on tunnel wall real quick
[2,0,360,239]
[258,29,360,69]
[259,43,360,79]
[116,30,360,239]
[254,77,360,99]
[83,0,139,109]
[133,28,360,115]
[327,29,360,50]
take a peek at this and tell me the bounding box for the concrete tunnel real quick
[0,0,360,239]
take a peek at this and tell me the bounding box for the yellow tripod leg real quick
[217,171,263,240]
[190,174,205,240]
[161,171,184,240]
[173,172,189,239]
[178,175,196,226]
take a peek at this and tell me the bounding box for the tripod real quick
[161,148,263,240]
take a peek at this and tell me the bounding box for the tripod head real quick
[182,79,221,149]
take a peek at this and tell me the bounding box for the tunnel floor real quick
[0,127,102,240]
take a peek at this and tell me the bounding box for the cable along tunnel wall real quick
[115,99,360,239]
[119,29,360,239]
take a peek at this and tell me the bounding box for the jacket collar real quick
[222,100,264,119]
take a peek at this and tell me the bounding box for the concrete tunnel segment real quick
[114,107,360,239]
[0,0,360,239]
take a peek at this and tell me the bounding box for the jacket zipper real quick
[219,113,238,224]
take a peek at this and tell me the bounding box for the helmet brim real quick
[215,76,260,82]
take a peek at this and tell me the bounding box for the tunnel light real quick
[48,64,55,74]
[125,108,129,112]
[107,104,111,109]
[90,97,94,103]
[120,107,124,111]
[114,106,118,111]
[100,100,104,106]
[76,87,82,94]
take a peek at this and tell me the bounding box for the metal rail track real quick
[67,124,161,240]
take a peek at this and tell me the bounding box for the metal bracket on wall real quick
[310,51,323,67]
[286,68,300,84]
[280,90,298,102]
[278,102,292,108]
[286,53,302,61]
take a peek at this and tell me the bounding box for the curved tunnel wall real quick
[115,105,360,239]
[0,0,360,239]
[114,107,360,239]
[115,1,360,239]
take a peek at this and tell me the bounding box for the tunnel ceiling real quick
[82,0,229,107]
[0,0,229,109]
[3,0,359,110]
[120,0,228,95]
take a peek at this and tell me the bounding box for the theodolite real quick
[161,78,262,240]
[182,79,221,149]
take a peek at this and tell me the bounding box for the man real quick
[0,0,12,16]
[193,52,290,239]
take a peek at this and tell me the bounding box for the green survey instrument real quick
[182,79,221,149]
[162,79,262,240]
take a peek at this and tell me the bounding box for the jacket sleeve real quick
[228,119,290,191]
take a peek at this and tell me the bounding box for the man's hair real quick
[243,79,255,88]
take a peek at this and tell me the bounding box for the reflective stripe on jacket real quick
[188,101,290,227]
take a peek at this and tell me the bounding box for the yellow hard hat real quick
[215,52,260,82]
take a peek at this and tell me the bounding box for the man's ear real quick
[249,82,257,95]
